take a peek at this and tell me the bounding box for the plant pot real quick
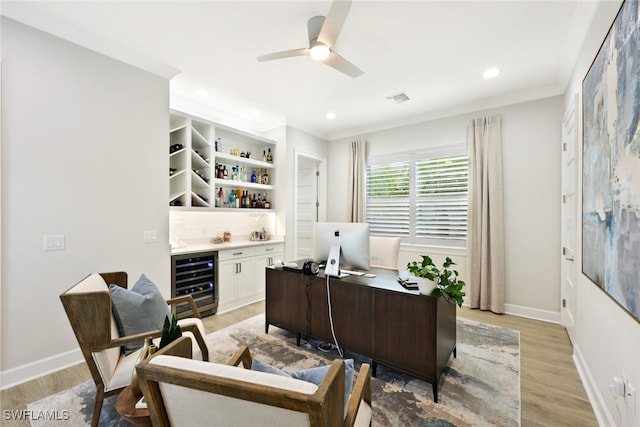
[416,277,437,295]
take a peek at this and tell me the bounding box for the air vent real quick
[385,92,410,104]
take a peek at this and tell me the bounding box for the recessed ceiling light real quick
[483,68,501,79]
[195,87,209,97]
[326,112,336,120]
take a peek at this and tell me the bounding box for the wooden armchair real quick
[137,336,372,426]
[60,272,209,427]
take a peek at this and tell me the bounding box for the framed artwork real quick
[582,0,640,323]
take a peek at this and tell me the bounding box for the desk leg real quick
[453,345,457,358]
[265,322,269,334]
[433,384,438,403]
[296,333,301,347]
[371,361,377,377]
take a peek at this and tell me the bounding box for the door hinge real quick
[563,142,567,152]
[562,247,566,255]
[562,299,566,308]
[316,171,320,177]
[562,195,566,203]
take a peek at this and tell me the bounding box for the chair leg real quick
[91,388,105,427]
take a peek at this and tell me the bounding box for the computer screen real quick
[312,222,370,271]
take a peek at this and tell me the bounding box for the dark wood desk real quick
[265,266,456,402]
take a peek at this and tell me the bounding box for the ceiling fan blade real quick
[324,50,363,78]
[257,48,309,62]
[317,0,352,47]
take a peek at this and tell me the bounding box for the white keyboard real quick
[340,269,365,276]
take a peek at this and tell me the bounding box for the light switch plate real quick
[144,230,158,243]
[43,235,65,251]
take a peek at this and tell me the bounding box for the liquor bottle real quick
[231,166,238,181]
[262,170,269,185]
[251,169,257,183]
[267,148,273,163]
[256,169,262,185]
[215,137,222,152]
[261,194,267,208]
[262,150,267,162]
[251,193,256,208]
[264,198,271,209]
[223,166,228,179]
[216,188,224,207]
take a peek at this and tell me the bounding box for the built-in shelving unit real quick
[169,111,276,211]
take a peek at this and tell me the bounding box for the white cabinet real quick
[217,243,284,313]
[254,243,284,300]
[170,111,276,211]
[217,247,255,313]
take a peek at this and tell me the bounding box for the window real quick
[366,144,469,246]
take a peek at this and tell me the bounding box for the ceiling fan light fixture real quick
[309,44,331,61]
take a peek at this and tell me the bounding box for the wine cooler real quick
[171,251,218,317]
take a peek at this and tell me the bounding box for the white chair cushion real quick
[151,355,317,427]
[354,400,372,427]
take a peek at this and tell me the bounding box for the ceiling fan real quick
[257,0,363,78]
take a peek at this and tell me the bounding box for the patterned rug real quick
[29,314,520,426]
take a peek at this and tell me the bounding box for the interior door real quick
[561,94,578,344]
[295,155,322,259]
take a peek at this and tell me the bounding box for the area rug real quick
[29,315,520,426]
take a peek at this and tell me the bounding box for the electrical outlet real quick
[627,383,637,416]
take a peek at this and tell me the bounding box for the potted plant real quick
[406,255,466,307]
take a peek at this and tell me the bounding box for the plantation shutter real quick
[366,161,410,236]
[415,154,469,240]
[366,144,468,246]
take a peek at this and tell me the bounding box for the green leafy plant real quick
[406,255,466,307]
[159,314,182,349]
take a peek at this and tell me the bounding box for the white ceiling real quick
[2,0,605,139]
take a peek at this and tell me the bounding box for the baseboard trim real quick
[573,344,614,426]
[0,348,83,390]
[503,303,561,324]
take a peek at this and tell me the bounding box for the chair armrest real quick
[179,322,209,362]
[166,295,201,319]
[344,363,371,427]
[96,330,162,351]
[226,346,252,369]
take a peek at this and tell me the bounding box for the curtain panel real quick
[348,140,367,222]
[466,116,505,313]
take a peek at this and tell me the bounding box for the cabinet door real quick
[254,244,283,297]
[217,259,238,309]
[235,258,255,300]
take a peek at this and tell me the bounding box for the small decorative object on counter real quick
[223,231,232,242]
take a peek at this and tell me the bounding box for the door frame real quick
[293,149,326,259]
[561,93,578,344]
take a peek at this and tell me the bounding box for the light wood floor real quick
[1,301,597,426]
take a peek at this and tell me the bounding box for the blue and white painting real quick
[582,0,640,323]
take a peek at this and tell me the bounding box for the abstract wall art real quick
[582,0,640,323]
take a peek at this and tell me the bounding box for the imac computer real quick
[312,222,370,276]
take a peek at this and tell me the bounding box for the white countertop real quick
[171,236,284,255]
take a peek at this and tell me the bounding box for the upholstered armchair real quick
[136,336,372,426]
[60,272,209,427]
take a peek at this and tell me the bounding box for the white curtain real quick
[348,140,367,222]
[467,116,505,313]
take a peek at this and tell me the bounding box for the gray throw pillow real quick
[109,274,171,355]
[252,358,354,417]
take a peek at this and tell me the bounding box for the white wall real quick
[563,1,640,425]
[0,19,171,388]
[328,96,563,321]
[280,126,329,261]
